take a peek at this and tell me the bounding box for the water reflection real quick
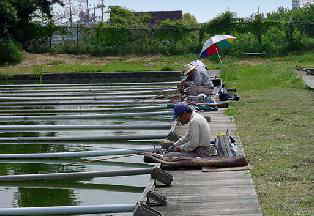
[17,187,78,207]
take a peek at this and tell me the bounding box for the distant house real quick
[292,0,314,9]
[135,10,183,27]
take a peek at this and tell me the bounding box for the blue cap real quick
[173,103,191,119]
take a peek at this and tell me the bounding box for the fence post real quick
[198,25,205,50]
[76,24,79,49]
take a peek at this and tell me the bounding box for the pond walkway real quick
[154,109,263,216]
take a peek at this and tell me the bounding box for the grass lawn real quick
[221,53,314,216]
[0,51,313,215]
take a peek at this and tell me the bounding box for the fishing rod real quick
[0,81,179,88]
[0,111,172,121]
[0,124,171,131]
[0,89,176,97]
[0,147,161,159]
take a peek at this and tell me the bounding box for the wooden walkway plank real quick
[154,109,263,216]
[296,69,314,89]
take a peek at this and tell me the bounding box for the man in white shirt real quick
[170,103,212,157]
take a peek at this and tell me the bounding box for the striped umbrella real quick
[200,35,236,61]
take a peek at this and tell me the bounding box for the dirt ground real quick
[20,52,118,66]
[20,52,162,66]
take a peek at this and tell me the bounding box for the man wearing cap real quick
[180,62,214,96]
[170,103,212,157]
[182,61,213,87]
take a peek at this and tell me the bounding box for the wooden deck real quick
[154,109,263,216]
[296,69,314,89]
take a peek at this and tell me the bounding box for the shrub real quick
[160,66,174,71]
[0,40,23,65]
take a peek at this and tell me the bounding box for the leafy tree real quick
[206,11,235,35]
[248,13,267,45]
[0,0,63,46]
[182,13,198,25]
[109,6,151,27]
[0,0,18,39]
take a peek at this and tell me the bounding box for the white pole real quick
[216,47,223,64]
[0,204,136,215]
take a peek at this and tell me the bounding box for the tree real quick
[109,6,150,27]
[0,0,18,38]
[182,13,198,25]
[206,11,235,35]
[0,0,63,47]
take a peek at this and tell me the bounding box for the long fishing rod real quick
[0,124,171,131]
[0,111,172,121]
[0,105,171,114]
[0,87,176,94]
[0,99,170,106]
[0,94,158,101]
[0,89,176,97]
[0,147,160,159]
[0,181,145,193]
[0,134,168,142]
[0,81,179,88]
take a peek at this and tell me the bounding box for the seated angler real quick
[167,103,212,157]
[180,62,214,96]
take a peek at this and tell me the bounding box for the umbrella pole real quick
[216,47,223,64]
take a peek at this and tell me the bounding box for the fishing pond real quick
[0,74,179,215]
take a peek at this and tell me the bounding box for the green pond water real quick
[0,82,175,215]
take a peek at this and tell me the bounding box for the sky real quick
[103,0,291,22]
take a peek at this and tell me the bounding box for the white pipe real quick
[0,147,160,159]
[0,204,135,215]
[0,111,172,121]
[0,124,171,131]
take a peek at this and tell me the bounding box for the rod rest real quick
[151,168,173,186]
[146,191,167,207]
[133,202,162,216]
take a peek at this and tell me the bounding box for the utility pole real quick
[69,0,73,27]
[86,0,89,24]
[101,0,104,22]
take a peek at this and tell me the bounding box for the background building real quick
[292,0,314,8]
[292,0,300,8]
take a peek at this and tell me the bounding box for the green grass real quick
[221,56,314,216]
[0,54,220,76]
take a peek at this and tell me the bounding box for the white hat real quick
[182,64,196,75]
